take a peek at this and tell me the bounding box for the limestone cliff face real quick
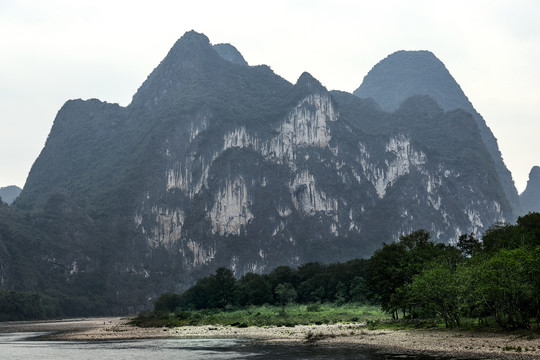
[520,166,540,213]
[354,50,520,218]
[130,68,508,279]
[13,32,512,307]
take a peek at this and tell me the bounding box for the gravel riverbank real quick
[2,317,539,359]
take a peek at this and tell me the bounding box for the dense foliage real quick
[0,198,121,320]
[154,258,368,312]
[141,213,540,330]
[132,303,385,328]
[0,290,42,321]
[367,212,540,329]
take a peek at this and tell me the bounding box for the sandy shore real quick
[2,317,540,359]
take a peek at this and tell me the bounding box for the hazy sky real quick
[1,0,539,193]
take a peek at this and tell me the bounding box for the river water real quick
[0,332,474,359]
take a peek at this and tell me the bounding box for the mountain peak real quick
[520,166,540,213]
[213,43,248,66]
[165,30,213,62]
[173,30,211,48]
[295,72,326,93]
[354,50,466,112]
[530,166,540,179]
[355,49,520,217]
[0,185,22,205]
[130,31,220,108]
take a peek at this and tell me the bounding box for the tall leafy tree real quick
[366,230,455,318]
[408,263,463,327]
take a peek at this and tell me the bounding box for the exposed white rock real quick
[230,256,240,274]
[244,262,264,274]
[220,93,337,166]
[278,206,292,217]
[466,206,484,229]
[144,207,184,249]
[69,261,78,275]
[278,93,336,148]
[164,93,340,219]
[209,176,253,236]
[330,223,339,236]
[428,195,441,211]
[166,165,187,192]
[186,239,216,267]
[290,170,338,216]
[351,168,362,184]
[360,134,426,198]
[189,115,209,142]
[493,201,505,222]
[223,126,258,150]
[272,221,286,236]
[426,175,441,194]
[166,158,211,199]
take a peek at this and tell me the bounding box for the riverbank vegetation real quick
[132,303,386,328]
[134,212,540,331]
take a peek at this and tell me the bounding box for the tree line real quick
[375,212,540,329]
[154,257,368,313]
[153,212,540,329]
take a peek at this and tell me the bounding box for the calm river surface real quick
[0,332,475,359]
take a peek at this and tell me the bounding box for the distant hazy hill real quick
[354,50,520,217]
[3,31,513,314]
[0,185,21,204]
[521,166,540,213]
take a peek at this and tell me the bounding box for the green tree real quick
[366,241,406,317]
[334,281,348,305]
[479,247,536,329]
[349,276,368,303]
[274,282,297,306]
[481,223,533,253]
[153,292,182,312]
[269,266,299,289]
[517,212,540,245]
[208,267,237,309]
[408,263,462,327]
[366,230,455,319]
[456,233,482,257]
[236,272,273,306]
[178,267,237,310]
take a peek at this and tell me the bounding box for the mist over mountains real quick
[0,31,535,314]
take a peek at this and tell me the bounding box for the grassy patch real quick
[131,303,388,328]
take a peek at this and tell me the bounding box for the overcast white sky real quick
[1,0,539,193]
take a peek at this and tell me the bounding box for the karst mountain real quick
[0,31,518,313]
